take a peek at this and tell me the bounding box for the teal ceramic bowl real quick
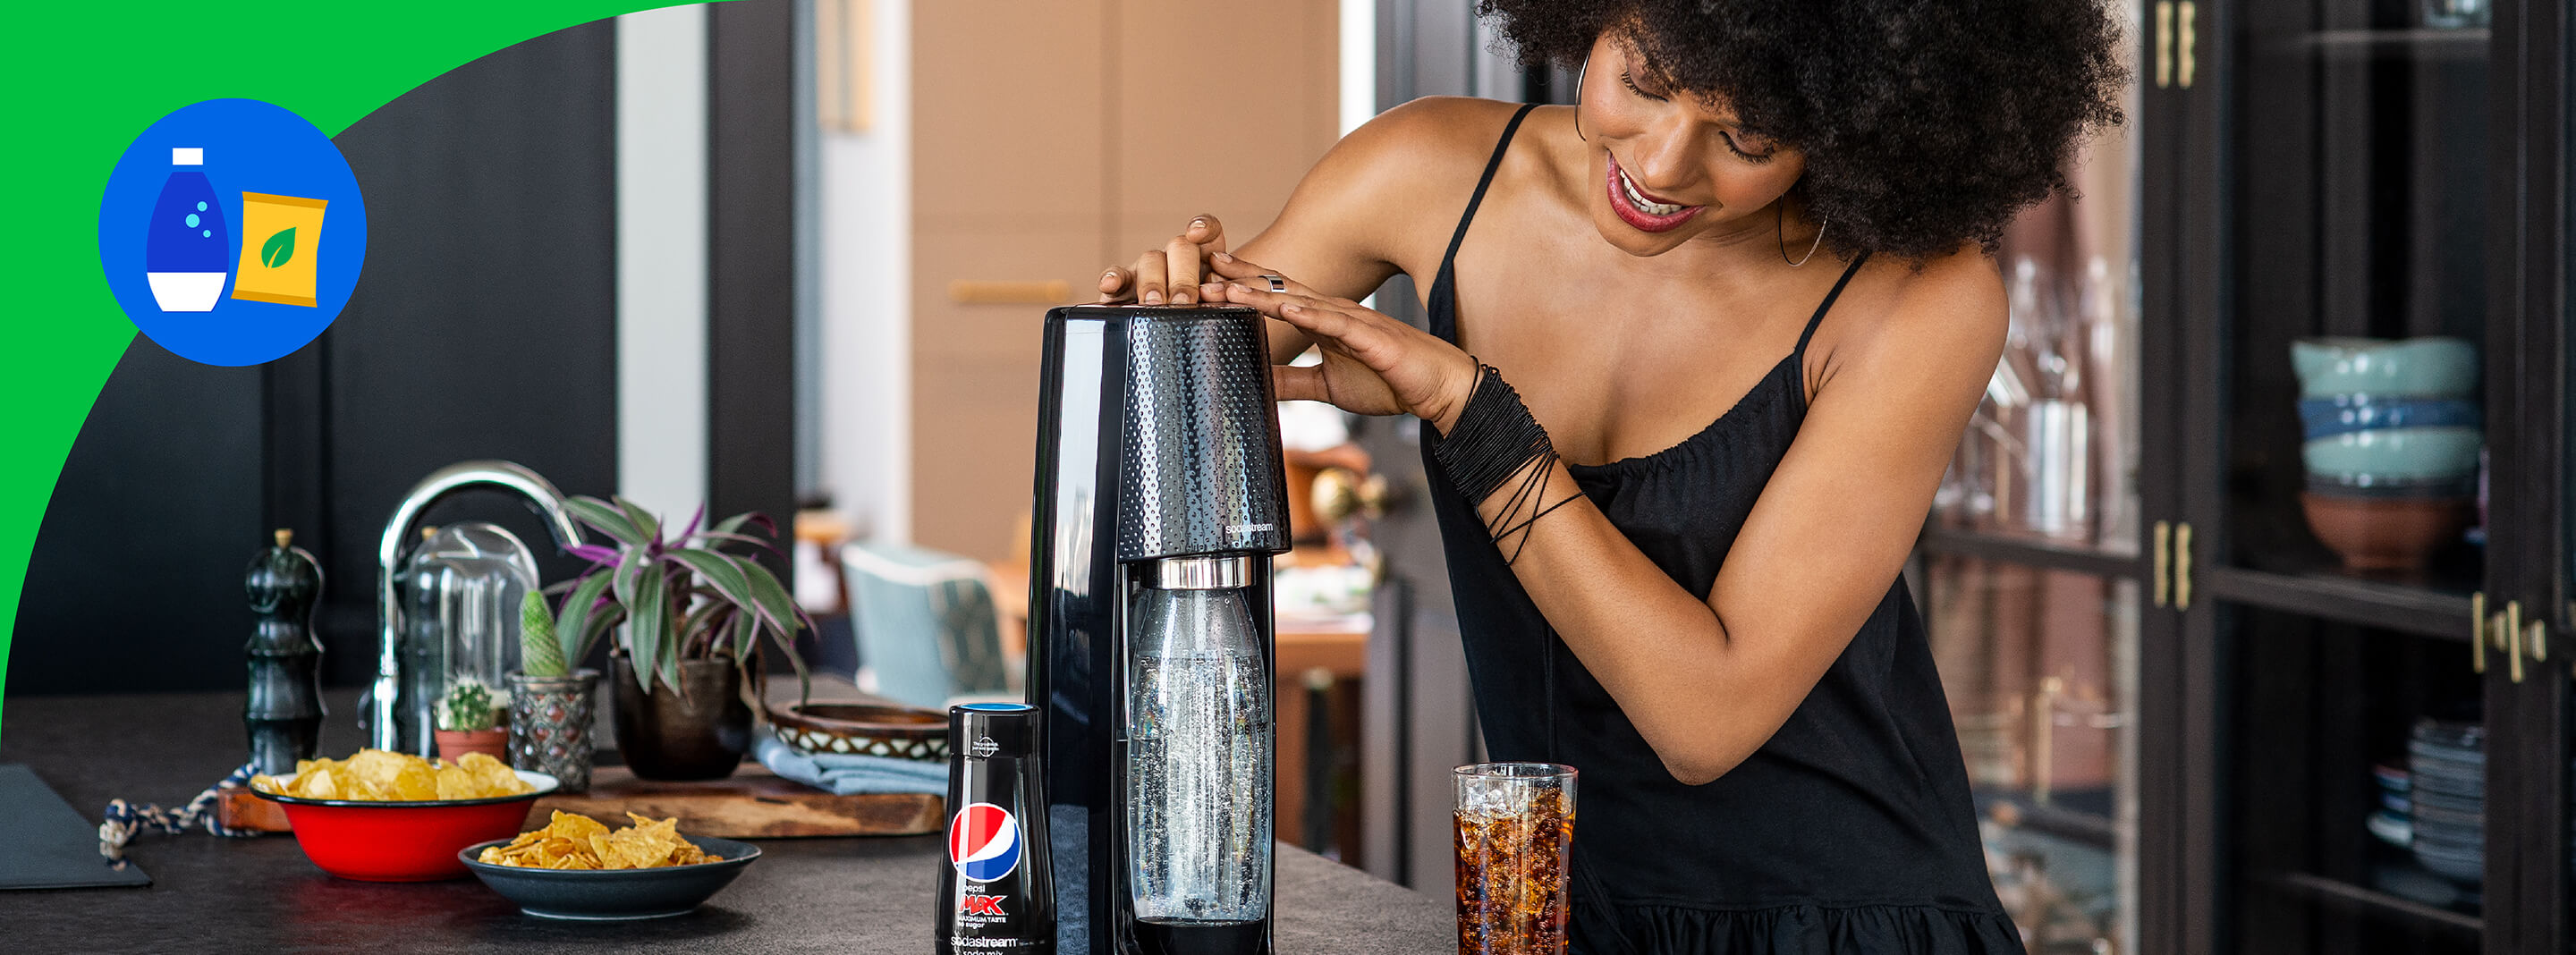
[460,834,759,919]
[2301,426,2481,482]
[2297,395,2482,441]
[2291,336,2478,398]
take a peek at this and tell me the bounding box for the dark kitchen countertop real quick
[0,690,1448,954]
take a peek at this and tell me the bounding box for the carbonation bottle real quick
[1124,554,1274,946]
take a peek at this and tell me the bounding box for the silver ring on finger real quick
[1259,274,1287,292]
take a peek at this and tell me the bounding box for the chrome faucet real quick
[368,461,586,752]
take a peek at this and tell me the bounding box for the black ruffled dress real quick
[1418,104,2024,954]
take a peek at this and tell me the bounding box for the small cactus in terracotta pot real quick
[433,678,509,764]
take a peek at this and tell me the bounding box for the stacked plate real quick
[2292,336,2481,570]
[2366,762,2412,850]
[2406,718,2485,884]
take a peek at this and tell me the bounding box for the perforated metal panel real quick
[1114,308,1290,562]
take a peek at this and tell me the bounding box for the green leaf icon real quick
[260,228,297,269]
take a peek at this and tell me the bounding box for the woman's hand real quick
[1214,258,1479,432]
[1097,214,1230,306]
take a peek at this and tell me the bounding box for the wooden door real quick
[907,0,1342,562]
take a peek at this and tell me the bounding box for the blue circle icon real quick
[97,98,367,367]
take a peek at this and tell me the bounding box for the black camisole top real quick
[1417,103,2023,954]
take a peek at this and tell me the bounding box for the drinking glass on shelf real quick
[1455,763,1578,955]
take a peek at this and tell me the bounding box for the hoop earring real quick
[1777,202,1827,267]
[1572,55,1589,141]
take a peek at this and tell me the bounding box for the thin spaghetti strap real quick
[1439,103,1540,275]
[1793,251,1872,356]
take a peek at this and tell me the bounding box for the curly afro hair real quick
[1479,0,2127,262]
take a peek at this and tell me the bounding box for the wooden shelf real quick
[1918,527,2145,580]
[2263,870,2484,935]
[2279,28,2490,61]
[2201,565,2477,639]
[1978,791,2120,850]
[1915,528,2483,640]
[2304,27,2489,47]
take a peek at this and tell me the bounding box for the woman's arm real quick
[1229,252,2004,785]
[1098,97,1521,364]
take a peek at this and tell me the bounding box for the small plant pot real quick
[435,729,510,764]
[508,669,599,792]
[612,654,753,782]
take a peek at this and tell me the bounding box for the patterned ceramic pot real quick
[507,669,598,792]
[768,702,951,762]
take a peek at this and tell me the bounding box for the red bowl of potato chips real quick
[251,749,558,882]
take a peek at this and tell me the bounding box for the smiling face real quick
[1578,30,1809,258]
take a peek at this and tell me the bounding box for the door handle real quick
[2177,1,2199,89]
[2471,591,2487,674]
[2504,600,2525,683]
[2154,1,2174,89]
[948,280,1070,304]
[2173,522,2193,610]
[2152,520,2172,607]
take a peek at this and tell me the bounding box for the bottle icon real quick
[145,148,230,311]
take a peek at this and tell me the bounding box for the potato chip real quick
[347,749,411,798]
[250,748,533,801]
[462,752,521,792]
[479,810,716,869]
[434,766,479,800]
[394,764,442,800]
[560,811,610,841]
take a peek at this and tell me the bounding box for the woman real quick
[1102,1,2124,951]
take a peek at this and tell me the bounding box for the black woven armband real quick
[1432,362,1552,507]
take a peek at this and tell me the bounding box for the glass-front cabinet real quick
[2153,0,2569,951]
[1917,19,2156,945]
[2187,0,2499,948]
[1919,557,2147,954]
[1916,0,2571,951]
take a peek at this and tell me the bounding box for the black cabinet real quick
[1916,0,2572,951]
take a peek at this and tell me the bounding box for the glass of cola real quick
[1453,763,1577,955]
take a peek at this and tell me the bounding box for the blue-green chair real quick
[837,540,1016,709]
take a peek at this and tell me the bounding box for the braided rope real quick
[98,762,265,863]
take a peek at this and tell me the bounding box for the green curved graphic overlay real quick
[0,0,687,738]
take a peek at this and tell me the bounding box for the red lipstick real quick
[1606,154,1703,233]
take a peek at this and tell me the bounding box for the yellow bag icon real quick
[231,192,328,307]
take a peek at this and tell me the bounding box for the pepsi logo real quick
[947,802,1021,883]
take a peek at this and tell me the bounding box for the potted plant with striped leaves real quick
[544,496,809,782]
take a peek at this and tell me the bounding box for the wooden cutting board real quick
[528,765,944,838]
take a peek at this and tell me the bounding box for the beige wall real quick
[910,0,1342,560]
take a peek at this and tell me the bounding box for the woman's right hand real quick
[1097,214,1227,306]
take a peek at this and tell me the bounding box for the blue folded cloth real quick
[756,733,951,796]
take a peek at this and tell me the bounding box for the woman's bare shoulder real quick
[1815,248,2007,385]
[1342,97,1538,166]
[1277,97,1552,271]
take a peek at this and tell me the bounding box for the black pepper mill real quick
[245,529,325,774]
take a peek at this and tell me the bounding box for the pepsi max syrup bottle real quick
[940,703,1055,953]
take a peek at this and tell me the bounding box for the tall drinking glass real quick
[1454,763,1577,955]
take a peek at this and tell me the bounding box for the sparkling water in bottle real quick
[1124,574,1273,929]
